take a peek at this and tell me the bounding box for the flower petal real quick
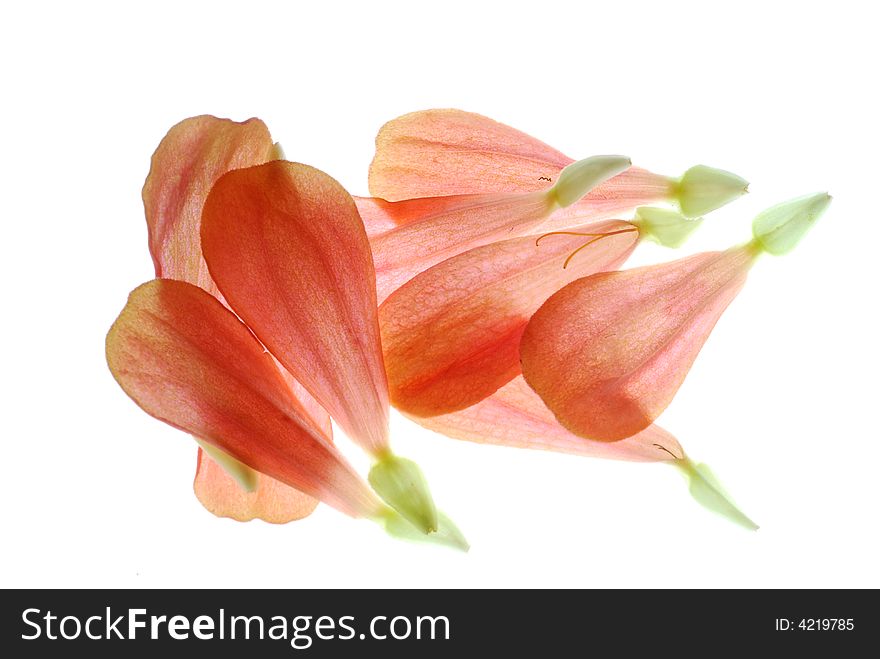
[414,378,756,529]
[369,108,571,199]
[381,220,639,417]
[370,191,554,302]
[106,279,380,518]
[412,376,684,463]
[193,371,332,523]
[354,196,403,238]
[520,245,759,441]
[142,115,329,522]
[193,451,319,524]
[368,156,631,303]
[368,108,673,217]
[143,115,276,295]
[201,161,390,455]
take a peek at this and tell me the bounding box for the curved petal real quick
[143,115,276,295]
[369,108,571,199]
[368,108,673,217]
[381,220,639,417]
[201,161,390,455]
[520,245,758,441]
[106,280,381,518]
[412,377,684,463]
[193,371,332,522]
[414,378,757,529]
[142,115,327,522]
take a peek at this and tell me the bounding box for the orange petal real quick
[520,245,759,441]
[413,376,684,463]
[201,161,390,455]
[106,279,380,518]
[354,196,402,238]
[368,108,673,219]
[142,115,276,296]
[381,220,639,417]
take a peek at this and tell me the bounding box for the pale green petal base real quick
[369,453,438,533]
[382,510,470,552]
[633,207,703,248]
[675,165,749,217]
[674,457,758,531]
[550,155,632,208]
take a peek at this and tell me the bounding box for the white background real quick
[2,0,878,588]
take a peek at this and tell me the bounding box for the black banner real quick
[1,589,875,656]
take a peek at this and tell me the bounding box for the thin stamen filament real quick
[535,228,638,268]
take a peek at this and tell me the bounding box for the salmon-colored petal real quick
[544,168,677,231]
[193,451,319,523]
[368,108,673,219]
[520,245,759,442]
[369,108,571,199]
[370,191,554,302]
[193,371,332,523]
[143,115,276,296]
[413,376,684,463]
[368,154,632,303]
[354,196,402,238]
[381,220,639,417]
[106,279,380,518]
[201,161,390,455]
[415,378,757,529]
[142,115,328,522]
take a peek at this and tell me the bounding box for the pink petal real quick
[143,115,276,296]
[106,279,380,518]
[201,161,390,455]
[369,108,571,199]
[193,452,319,523]
[520,245,759,441]
[381,220,639,416]
[368,108,672,217]
[412,376,684,463]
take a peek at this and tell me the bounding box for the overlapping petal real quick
[143,115,277,295]
[368,108,673,214]
[106,280,382,518]
[193,452,319,524]
[520,245,759,442]
[365,155,631,303]
[142,115,321,522]
[201,161,390,455]
[412,376,684,463]
[380,220,639,417]
[368,191,555,302]
[192,371,333,522]
[367,109,747,237]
